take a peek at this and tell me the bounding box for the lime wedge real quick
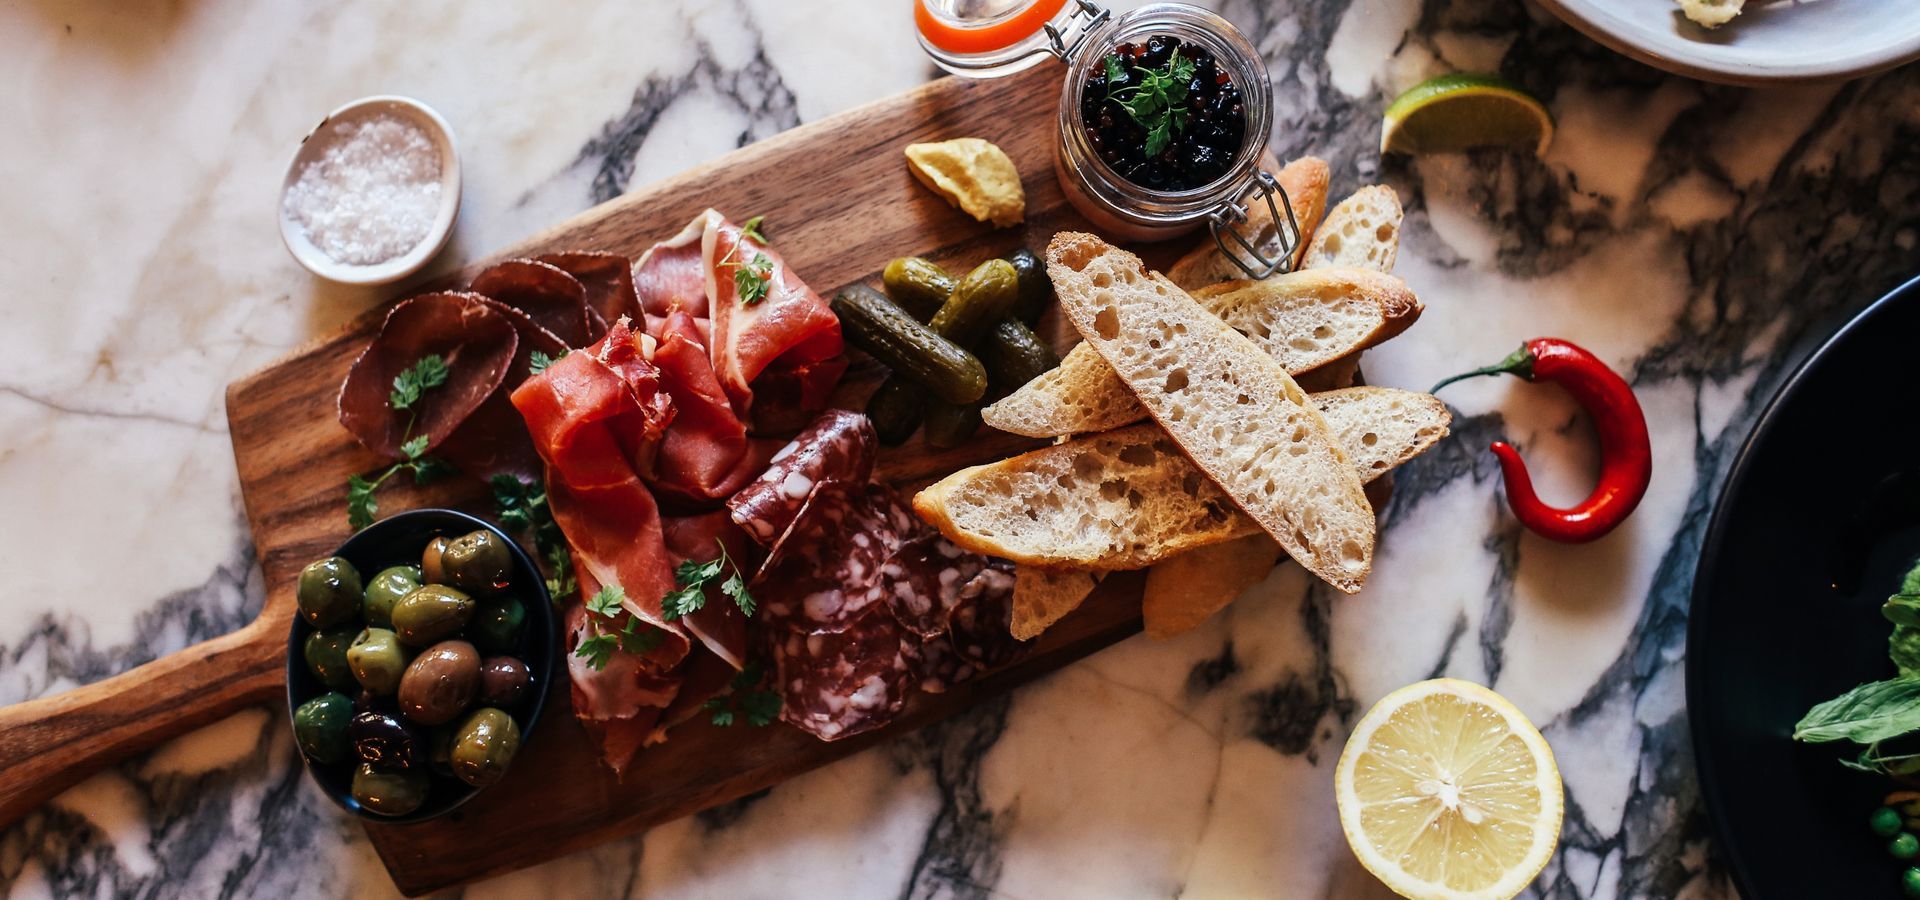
[1381,73,1554,157]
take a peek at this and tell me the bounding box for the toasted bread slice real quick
[1302,185,1403,273]
[1141,534,1282,639]
[980,268,1420,438]
[1011,568,1101,641]
[917,387,1449,572]
[1038,234,1377,591]
[1166,156,1330,289]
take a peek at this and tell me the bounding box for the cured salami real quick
[907,631,979,695]
[773,606,913,741]
[946,560,1021,671]
[338,292,517,459]
[753,480,905,634]
[881,533,988,639]
[728,409,877,544]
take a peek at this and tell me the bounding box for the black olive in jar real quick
[1080,35,1246,192]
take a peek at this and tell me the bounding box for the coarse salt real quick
[283,113,443,266]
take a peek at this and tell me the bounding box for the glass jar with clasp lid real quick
[915,0,1298,279]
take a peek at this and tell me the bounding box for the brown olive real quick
[441,529,512,593]
[421,536,451,585]
[477,656,532,707]
[398,640,480,726]
[390,584,474,646]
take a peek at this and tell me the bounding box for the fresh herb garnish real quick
[740,215,769,245]
[492,474,575,602]
[1107,47,1196,158]
[346,422,454,530]
[574,633,617,671]
[703,661,781,727]
[662,541,755,621]
[586,584,625,618]
[1794,555,1920,777]
[389,354,449,411]
[529,349,567,376]
[734,253,774,306]
[621,617,664,655]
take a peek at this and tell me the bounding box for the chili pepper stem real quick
[1430,344,1536,394]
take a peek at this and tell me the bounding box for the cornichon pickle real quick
[923,401,983,449]
[881,257,956,321]
[865,376,925,446]
[981,319,1061,389]
[833,285,987,404]
[928,259,1019,347]
[1002,248,1052,324]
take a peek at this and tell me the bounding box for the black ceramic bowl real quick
[1689,274,1920,897]
[286,509,555,823]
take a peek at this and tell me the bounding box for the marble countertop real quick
[4,0,1919,897]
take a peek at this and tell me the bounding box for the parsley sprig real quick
[346,354,456,530]
[573,584,668,671]
[717,215,774,306]
[1106,48,1197,158]
[528,349,567,377]
[704,661,781,727]
[662,541,755,621]
[492,474,576,602]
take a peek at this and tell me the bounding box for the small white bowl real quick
[279,95,462,286]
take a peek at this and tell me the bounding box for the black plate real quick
[286,509,556,823]
[1689,274,1920,897]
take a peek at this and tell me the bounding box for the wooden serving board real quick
[0,62,1209,896]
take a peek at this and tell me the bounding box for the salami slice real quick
[728,409,877,544]
[907,631,979,695]
[882,534,988,639]
[946,560,1021,671]
[338,292,517,459]
[470,259,595,348]
[753,480,904,634]
[773,606,913,741]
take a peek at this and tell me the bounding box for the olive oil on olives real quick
[298,557,362,628]
[347,627,410,696]
[451,707,521,788]
[441,529,513,593]
[477,656,532,708]
[470,596,526,654]
[352,763,429,817]
[421,536,451,585]
[304,625,361,691]
[362,565,422,628]
[349,711,424,770]
[293,693,354,764]
[391,584,475,646]
[398,640,481,726]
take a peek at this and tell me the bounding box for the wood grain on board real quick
[215,63,1202,895]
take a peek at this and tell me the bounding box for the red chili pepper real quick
[1432,338,1651,543]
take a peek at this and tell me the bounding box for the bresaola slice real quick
[439,297,570,482]
[728,409,876,544]
[471,259,596,348]
[537,251,642,341]
[338,292,517,459]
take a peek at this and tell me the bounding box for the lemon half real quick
[1335,678,1564,900]
[1381,74,1554,157]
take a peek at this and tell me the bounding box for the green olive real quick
[1904,867,1920,899]
[421,536,451,585]
[398,640,480,726]
[350,763,429,817]
[450,707,521,788]
[297,557,362,628]
[346,627,410,696]
[292,692,353,764]
[362,565,422,628]
[1877,807,1906,837]
[469,597,526,654]
[303,625,360,691]
[1895,833,1920,861]
[390,584,475,646]
[441,529,513,593]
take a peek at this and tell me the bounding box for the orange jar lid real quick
[915,0,1071,55]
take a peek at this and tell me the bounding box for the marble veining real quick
[3,0,1920,896]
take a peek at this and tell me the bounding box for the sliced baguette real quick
[1301,185,1403,273]
[1011,568,1101,641]
[980,268,1420,438]
[1141,534,1282,639]
[918,387,1449,571]
[1166,156,1331,289]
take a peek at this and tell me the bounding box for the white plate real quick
[1536,0,1920,85]
[278,96,461,286]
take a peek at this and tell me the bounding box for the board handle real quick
[0,617,285,827]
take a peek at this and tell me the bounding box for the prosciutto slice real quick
[703,214,842,417]
[651,310,771,504]
[568,568,679,775]
[660,510,755,670]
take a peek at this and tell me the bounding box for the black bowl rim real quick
[1686,272,1920,897]
[285,507,557,824]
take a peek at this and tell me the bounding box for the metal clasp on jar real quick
[1207,171,1301,279]
[1043,0,1112,62]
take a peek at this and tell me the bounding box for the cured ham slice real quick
[703,214,842,417]
[651,311,771,504]
[660,510,755,670]
[633,216,711,342]
[568,568,680,775]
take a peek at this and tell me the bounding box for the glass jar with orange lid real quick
[916,0,1298,278]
